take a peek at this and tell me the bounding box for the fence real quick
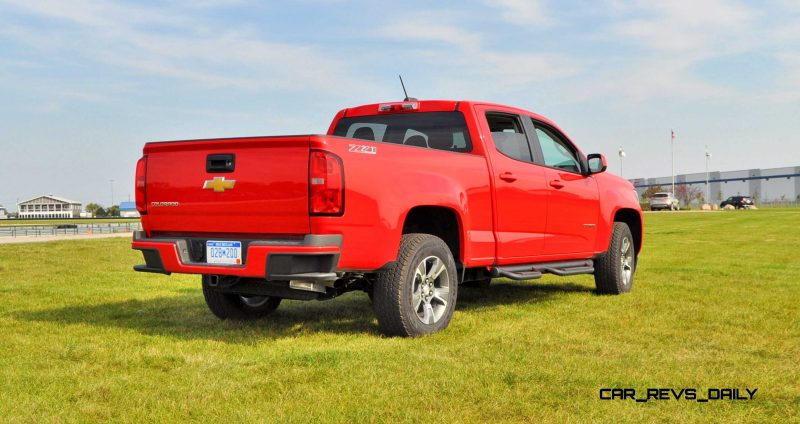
[0,222,142,238]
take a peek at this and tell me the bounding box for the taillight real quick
[135,156,147,214]
[309,150,344,216]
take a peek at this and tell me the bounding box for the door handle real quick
[499,172,517,182]
[549,179,564,189]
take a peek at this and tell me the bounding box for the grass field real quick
[0,210,798,422]
[0,218,140,227]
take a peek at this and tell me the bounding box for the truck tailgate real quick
[143,136,311,235]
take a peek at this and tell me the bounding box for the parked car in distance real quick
[720,196,754,209]
[649,192,680,211]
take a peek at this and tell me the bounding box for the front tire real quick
[373,234,458,337]
[201,275,282,319]
[594,222,636,294]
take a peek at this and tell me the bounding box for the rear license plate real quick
[206,241,242,265]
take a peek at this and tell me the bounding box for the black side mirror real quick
[587,153,607,174]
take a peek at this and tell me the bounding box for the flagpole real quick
[671,130,675,196]
[705,145,711,204]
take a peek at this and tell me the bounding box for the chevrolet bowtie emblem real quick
[203,176,236,192]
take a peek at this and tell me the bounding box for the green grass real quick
[0,210,798,422]
[0,218,140,227]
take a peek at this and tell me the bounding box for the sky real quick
[1,0,799,211]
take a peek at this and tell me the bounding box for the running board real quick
[490,259,594,281]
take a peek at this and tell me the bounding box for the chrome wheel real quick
[411,255,451,325]
[240,295,270,308]
[620,236,634,286]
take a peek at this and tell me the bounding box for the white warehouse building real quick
[632,165,800,205]
[17,195,82,219]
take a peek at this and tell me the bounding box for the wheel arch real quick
[401,206,464,264]
[613,208,643,255]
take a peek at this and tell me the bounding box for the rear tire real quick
[373,234,458,337]
[594,223,636,295]
[201,275,282,319]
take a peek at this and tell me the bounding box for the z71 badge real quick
[348,144,377,155]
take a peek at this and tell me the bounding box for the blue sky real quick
[1,0,799,210]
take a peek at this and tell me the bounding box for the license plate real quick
[206,241,242,265]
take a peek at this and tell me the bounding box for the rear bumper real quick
[131,231,341,281]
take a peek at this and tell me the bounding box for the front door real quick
[530,122,600,255]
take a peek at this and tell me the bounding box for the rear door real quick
[527,120,600,255]
[476,107,549,261]
[144,136,311,235]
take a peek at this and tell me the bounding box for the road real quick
[0,232,132,244]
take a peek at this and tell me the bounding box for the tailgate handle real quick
[206,154,235,173]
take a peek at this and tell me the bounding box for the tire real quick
[594,222,636,295]
[373,234,458,337]
[650,207,655,211]
[201,275,282,319]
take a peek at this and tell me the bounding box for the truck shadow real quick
[16,281,594,343]
[457,280,594,310]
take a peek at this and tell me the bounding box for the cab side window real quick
[534,126,582,173]
[486,113,532,162]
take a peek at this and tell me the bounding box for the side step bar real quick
[490,259,594,281]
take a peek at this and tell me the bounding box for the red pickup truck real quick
[132,99,643,337]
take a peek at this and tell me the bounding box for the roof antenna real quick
[399,75,416,102]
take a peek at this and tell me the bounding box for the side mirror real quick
[587,153,607,174]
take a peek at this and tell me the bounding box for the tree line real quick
[85,203,120,217]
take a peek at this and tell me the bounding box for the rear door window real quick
[486,113,533,162]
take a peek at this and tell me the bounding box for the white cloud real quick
[608,0,756,54]
[0,0,372,95]
[378,13,577,95]
[483,0,550,26]
[566,0,761,104]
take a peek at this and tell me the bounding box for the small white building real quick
[0,205,7,219]
[17,195,82,219]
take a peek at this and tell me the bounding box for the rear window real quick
[653,193,669,198]
[333,112,472,153]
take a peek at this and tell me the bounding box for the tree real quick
[675,184,702,205]
[107,205,120,217]
[95,207,108,217]
[641,185,664,200]
[85,203,102,218]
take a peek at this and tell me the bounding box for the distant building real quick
[17,195,82,219]
[119,201,140,218]
[0,205,7,219]
[633,165,800,205]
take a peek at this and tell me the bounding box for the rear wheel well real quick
[402,206,462,263]
[614,208,642,254]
